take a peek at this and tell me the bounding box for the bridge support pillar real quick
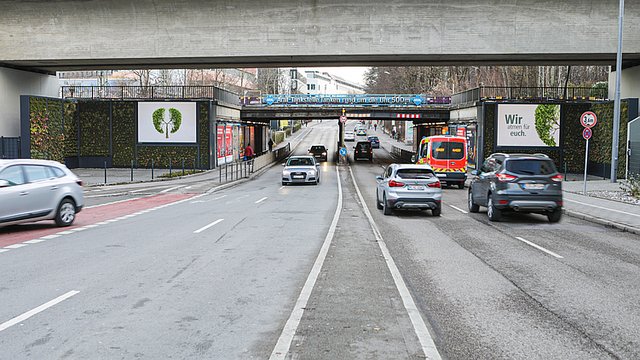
[609,65,640,99]
[0,67,58,137]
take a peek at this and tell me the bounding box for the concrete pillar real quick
[0,67,58,136]
[608,65,640,99]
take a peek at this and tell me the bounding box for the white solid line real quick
[160,185,185,193]
[0,249,9,253]
[85,192,128,198]
[269,166,342,360]
[0,290,80,332]
[564,199,640,218]
[85,197,142,209]
[41,234,61,240]
[23,239,46,244]
[448,204,468,214]
[4,244,27,249]
[255,197,268,204]
[515,236,564,259]
[190,200,205,203]
[348,167,442,360]
[193,219,224,234]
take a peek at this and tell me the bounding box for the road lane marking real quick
[41,234,61,240]
[160,185,185,193]
[448,204,468,214]
[515,236,564,259]
[85,197,142,209]
[270,166,342,360]
[85,192,128,198]
[564,199,640,218]
[0,290,80,332]
[193,219,224,234]
[24,239,46,244]
[279,186,285,190]
[4,244,27,249]
[349,167,442,360]
[255,197,268,204]
[0,249,9,253]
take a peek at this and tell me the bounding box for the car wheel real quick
[376,190,383,210]
[431,205,441,217]
[383,194,392,215]
[282,181,287,186]
[55,198,77,227]
[487,194,502,222]
[547,209,562,223]
[468,189,480,213]
[458,182,465,189]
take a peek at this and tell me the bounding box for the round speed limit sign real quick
[580,111,597,128]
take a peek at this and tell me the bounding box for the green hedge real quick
[29,97,66,162]
[274,131,285,144]
[78,101,110,156]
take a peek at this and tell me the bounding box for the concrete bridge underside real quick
[1,0,640,73]
[241,106,450,122]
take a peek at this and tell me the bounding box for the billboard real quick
[138,102,197,143]
[497,104,560,147]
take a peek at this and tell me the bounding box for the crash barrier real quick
[0,137,21,159]
[390,144,415,163]
[218,143,292,184]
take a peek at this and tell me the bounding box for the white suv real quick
[0,159,84,227]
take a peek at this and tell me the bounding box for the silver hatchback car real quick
[0,159,84,227]
[376,164,442,216]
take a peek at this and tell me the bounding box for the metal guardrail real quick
[390,144,415,164]
[451,86,608,106]
[61,86,241,105]
[216,142,292,183]
[0,137,21,159]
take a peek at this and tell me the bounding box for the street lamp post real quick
[611,0,625,182]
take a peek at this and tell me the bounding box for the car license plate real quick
[523,183,544,190]
[407,185,425,190]
[293,175,304,179]
[436,174,446,178]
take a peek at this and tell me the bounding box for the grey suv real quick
[468,153,563,222]
[0,159,84,227]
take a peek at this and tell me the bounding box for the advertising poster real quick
[497,104,561,147]
[404,124,414,145]
[225,125,233,162]
[138,102,196,143]
[216,124,234,165]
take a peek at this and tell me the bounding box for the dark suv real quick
[468,153,563,222]
[308,144,328,162]
[353,141,373,161]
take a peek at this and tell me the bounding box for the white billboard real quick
[138,102,197,143]
[497,104,560,147]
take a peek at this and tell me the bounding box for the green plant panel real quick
[29,97,66,162]
[78,101,110,156]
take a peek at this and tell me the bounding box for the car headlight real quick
[322,152,326,155]
[283,170,291,176]
[307,170,317,176]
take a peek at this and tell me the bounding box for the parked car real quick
[282,156,320,185]
[353,141,373,161]
[308,144,328,162]
[367,135,380,148]
[468,153,563,222]
[376,164,442,216]
[0,159,84,228]
[345,131,356,142]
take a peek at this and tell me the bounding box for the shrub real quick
[620,173,640,199]
[274,131,285,144]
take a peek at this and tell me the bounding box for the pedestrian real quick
[392,126,397,140]
[268,138,274,152]
[305,121,308,127]
[244,143,254,160]
[374,123,377,131]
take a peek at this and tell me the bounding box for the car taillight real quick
[497,173,517,182]
[388,179,405,187]
[76,180,83,186]
[427,181,441,188]
[551,174,563,182]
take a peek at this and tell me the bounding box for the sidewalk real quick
[74,125,314,187]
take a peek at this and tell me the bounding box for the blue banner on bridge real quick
[255,94,450,107]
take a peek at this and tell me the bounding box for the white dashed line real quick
[193,219,224,234]
[0,249,10,253]
[255,197,268,204]
[23,239,46,244]
[0,290,80,333]
[448,204,468,214]
[515,236,564,259]
[4,244,28,249]
[160,185,185,193]
[41,235,61,240]
[86,197,142,209]
[57,230,74,235]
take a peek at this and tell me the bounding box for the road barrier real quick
[390,144,415,163]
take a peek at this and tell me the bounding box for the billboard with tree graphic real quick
[496,104,560,147]
[138,102,196,143]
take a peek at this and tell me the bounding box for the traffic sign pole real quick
[584,138,589,195]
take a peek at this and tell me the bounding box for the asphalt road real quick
[1,120,640,359]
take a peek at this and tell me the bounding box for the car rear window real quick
[431,141,465,160]
[356,142,371,150]
[396,168,435,179]
[310,146,325,151]
[506,159,556,175]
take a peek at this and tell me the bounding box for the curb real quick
[563,209,640,236]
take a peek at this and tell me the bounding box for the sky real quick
[299,67,369,86]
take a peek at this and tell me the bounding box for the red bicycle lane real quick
[0,193,194,249]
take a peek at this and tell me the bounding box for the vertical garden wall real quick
[24,98,214,169]
[482,99,638,178]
